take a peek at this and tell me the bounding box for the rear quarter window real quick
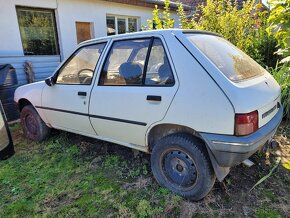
[186,34,266,82]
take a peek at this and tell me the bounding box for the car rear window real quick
[186,34,265,82]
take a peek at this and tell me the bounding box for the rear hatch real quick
[183,32,281,129]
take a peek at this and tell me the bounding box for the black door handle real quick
[78,91,87,96]
[147,95,161,102]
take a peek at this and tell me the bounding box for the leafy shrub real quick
[247,9,279,68]
[178,0,257,54]
[267,0,290,63]
[266,0,290,122]
[269,64,290,122]
[178,0,278,68]
[146,0,175,30]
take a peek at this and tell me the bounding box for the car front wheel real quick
[151,133,216,201]
[20,105,50,141]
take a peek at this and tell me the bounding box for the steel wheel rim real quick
[25,114,37,136]
[160,149,198,191]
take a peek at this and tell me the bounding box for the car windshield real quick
[186,34,265,82]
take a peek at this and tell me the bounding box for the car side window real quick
[145,39,174,86]
[99,39,151,86]
[56,43,106,85]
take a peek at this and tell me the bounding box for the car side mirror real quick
[0,101,14,160]
[45,77,54,86]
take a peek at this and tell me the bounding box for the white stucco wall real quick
[57,0,180,58]
[0,0,179,58]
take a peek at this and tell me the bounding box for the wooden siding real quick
[0,56,60,85]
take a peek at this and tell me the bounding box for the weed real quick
[256,207,282,218]
[0,126,289,217]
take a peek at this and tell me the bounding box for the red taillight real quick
[235,111,258,136]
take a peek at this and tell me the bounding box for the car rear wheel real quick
[20,105,50,141]
[151,133,216,201]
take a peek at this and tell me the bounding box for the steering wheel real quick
[77,68,94,84]
[77,68,94,76]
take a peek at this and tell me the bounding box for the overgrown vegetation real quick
[147,0,278,68]
[0,124,289,217]
[0,127,182,217]
[269,64,290,122]
[266,0,290,123]
[147,0,175,29]
[267,0,290,63]
[146,0,289,123]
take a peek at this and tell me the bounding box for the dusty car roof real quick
[80,29,221,46]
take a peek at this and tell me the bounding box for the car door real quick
[41,42,106,136]
[0,100,14,160]
[89,36,178,147]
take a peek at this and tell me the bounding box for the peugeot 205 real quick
[14,29,283,200]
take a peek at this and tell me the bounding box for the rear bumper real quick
[200,106,283,167]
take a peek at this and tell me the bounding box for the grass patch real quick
[0,130,181,217]
[256,207,282,218]
[0,124,289,217]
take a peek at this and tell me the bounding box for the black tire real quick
[20,105,50,141]
[151,133,216,201]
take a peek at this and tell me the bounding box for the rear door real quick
[41,42,106,136]
[89,36,178,147]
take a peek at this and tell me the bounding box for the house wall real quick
[0,0,179,58]
[0,0,180,121]
[0,0,179,87]
[57,0,179,58]
[0,0,179,83]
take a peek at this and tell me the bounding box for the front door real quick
[89,37,178,146]
[41,42,106,136]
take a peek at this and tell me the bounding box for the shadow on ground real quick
[0,123,289,217]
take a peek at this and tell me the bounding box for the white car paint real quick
[174,31,281,128]
[14,81,50,125]
[14,29,281,152]
[89,34,179,147]
[41,84,96,136]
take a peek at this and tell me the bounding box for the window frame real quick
[106,15,139,36]
[98,36,175,87]
[16,6,60,56]
[53,42,107,86]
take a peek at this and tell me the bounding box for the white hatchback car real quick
[14,29,283,200]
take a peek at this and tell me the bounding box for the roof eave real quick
[141,0,194,11]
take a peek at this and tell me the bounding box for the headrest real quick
[119,62,142,84]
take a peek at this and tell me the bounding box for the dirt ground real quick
[64,123,290,217]
[1,122,289,217]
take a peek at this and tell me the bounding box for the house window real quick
[106,15,138,36]
[16,7,59,55]
[128,18,137,33]
[75,22,94,44]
